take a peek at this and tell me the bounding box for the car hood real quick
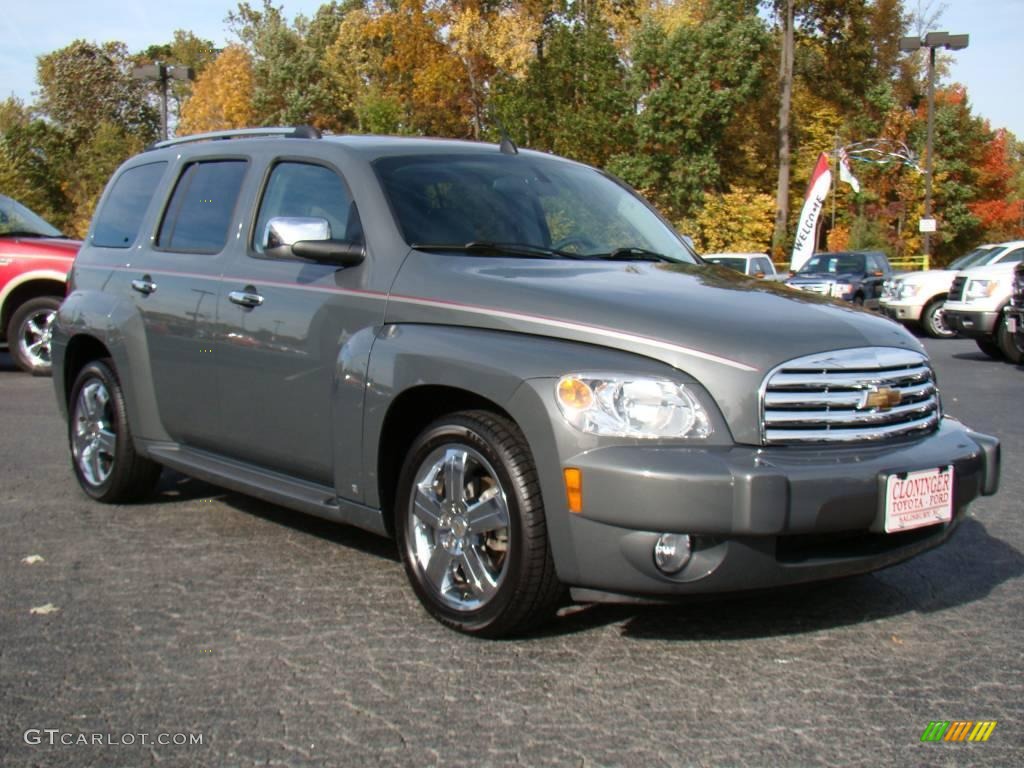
[0,235,81,258]
[387,256,923,444]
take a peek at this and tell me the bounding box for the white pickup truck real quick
[942,244,1024,362]
[881,242,1024,338]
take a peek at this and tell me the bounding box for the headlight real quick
[555,374,712,439]
[965,279,1001,300]
[830,282,854,297]
[898,283,922,300]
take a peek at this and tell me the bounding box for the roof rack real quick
[147,125,321,151]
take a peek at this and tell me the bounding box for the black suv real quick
[785,250,892,308]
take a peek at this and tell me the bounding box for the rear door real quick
[131,158,249,448]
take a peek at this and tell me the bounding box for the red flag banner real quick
[791,152,832,272]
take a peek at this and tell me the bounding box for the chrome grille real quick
[1013,264,1024,309]
[762,348,940,444]
[791,281,831,295]
[948,276,967,302]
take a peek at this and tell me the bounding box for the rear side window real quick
[157,160,248,253]
[91,162,167,248]
[997,248,1024,265]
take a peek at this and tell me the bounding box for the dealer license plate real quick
[884,466,953,533]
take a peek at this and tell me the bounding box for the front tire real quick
[68,359,161,502]
[8,296,61,375]
[975,337,1003,360]
[921,297,956,339]
[396,411,562,637]
[996,313,1024,364]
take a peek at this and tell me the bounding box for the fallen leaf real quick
[891,634,904,645]
[30,603,60,615]
[22,555,45,565]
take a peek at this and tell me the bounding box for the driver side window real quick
[253,162,360,255]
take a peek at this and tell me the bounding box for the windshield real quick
[798,253,865,275]
[949,246,995,270]
[373,153,697,263]
[705,257,747,272]
[0,195,62,237]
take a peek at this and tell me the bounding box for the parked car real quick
[881,242,1024,338]
[785,250,892,308]
[943,253,1024,363]
[704,253,778,279]
[53,127,999,637]
[0,195,78,374]
[1008,261,1024,349]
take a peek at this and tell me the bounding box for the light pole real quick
[899,31,969,261]
[132,63,195,141]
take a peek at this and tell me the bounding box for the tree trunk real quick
[772,0,795,257]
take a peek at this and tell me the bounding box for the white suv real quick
[942,241,1024,362]
[881,242,1023,338]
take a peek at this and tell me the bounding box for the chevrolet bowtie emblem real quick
[860,386,902,410]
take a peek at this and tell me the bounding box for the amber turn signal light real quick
[563,467,583,513]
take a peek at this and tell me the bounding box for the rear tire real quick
[396,410,563,637]
[921,298,956,339]
[68,359,161,503]
[8,296,61,375]
[975,337,1003,360]
[995,313,1024,364]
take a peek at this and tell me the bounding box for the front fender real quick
[358,324,724,583]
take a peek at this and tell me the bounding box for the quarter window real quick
[157,160,248,253]
[253,162,359,253]
[91,162,167,248]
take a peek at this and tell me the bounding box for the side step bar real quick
[145,443,388,537]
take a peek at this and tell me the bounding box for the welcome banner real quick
[790,152,832,272]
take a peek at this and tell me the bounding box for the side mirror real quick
[265,216,330,249]
[263,216,364,268]
[872,270,884,277]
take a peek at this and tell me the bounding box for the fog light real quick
[653,533,691,574]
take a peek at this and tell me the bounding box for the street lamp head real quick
[899,36,921,52]
[922,30,950,47]
[945,33,969,51]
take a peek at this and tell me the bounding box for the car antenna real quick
[495,117,518,155]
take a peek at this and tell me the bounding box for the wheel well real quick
[63,335,111,405]
[1,279,65,336]
[924,293,948,307]
[376,385,513,537]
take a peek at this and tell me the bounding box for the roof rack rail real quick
[147,125,321,151]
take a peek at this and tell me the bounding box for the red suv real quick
[0,195,79,374]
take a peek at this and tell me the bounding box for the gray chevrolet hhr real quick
[52,127,1000,636]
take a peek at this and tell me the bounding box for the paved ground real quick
[0,338,1021,767]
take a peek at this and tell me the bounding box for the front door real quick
[214,160,383,486]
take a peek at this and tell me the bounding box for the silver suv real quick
[53,127,1000,636]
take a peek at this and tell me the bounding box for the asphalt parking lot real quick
[1,338,1021,767]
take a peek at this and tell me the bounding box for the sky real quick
[0,0,1022,139]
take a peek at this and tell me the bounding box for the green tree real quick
[36,40,159,142]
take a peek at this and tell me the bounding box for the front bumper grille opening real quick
[776,523,949,564]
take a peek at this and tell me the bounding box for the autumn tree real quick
[178,45,256,134]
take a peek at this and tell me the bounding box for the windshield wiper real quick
[412,241,588,260]
[593,247,675,263]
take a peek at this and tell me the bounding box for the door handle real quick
[228,288,264,308]
[131,276,157,295]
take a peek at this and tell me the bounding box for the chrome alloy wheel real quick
[17,308,55,369]
[405,445,511,612]
[72,380,117,487]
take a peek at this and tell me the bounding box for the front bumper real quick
[943,308,1000,337]
[881,301,923,322]
[563,419,999,599]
